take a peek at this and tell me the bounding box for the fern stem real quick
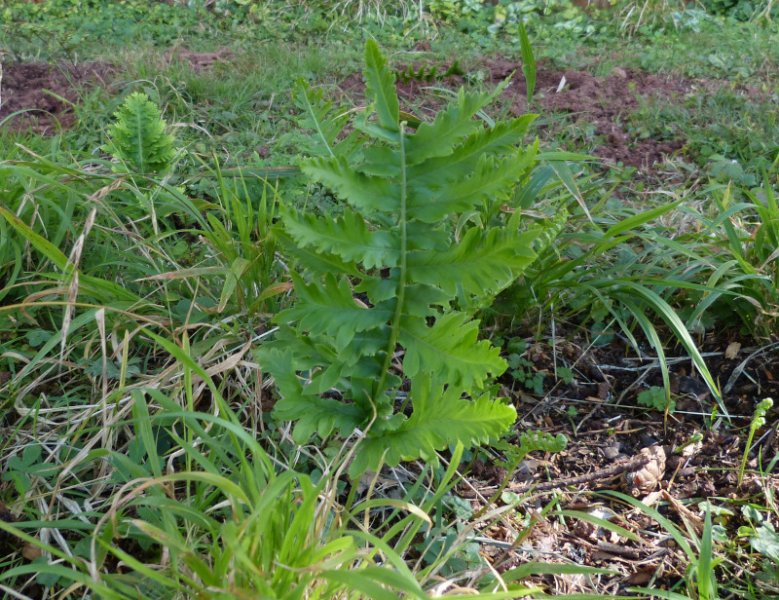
[373,122,408,404]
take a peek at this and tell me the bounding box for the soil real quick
[163,46,234,72]
[339,58,712,173]
[0,49,232,136]
[0,61,112,134]
[463,329,779,593]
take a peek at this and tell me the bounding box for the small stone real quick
[612,67,628,79]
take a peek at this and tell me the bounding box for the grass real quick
[1,1,778,598]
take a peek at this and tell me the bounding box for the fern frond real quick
[274,229,362,276]
[103,92,175,174]
[293,80,347,157]
[409,115,537,182]
[278,274,391,351]
[283,207,399,269]
[259,40,565,474]
[407,227,537,297]
[302,157,399,215]
[400,313,507,389]
[406,88,494,165]
[283,394,366,444]
[364,38,400,133]
[350,377,516,475]
[408,150,537,222]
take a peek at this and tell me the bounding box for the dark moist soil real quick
[0,49,231,136]
[339,58,709,174]
[0,61,112,134]
[466,328,779,593]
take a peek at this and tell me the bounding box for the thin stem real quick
[373,122,408,403]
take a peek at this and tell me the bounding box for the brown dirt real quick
[339,58,707,173]
[463,330,779,593]
[0,61,112,134]
[164,47,234,72]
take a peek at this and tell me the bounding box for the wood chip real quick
[725,341,741,360]
[625,446,666,496]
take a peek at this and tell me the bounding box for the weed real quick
[638,385,676,414]
[739,397,773,485]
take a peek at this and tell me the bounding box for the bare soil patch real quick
[163,46,234,72]
[465,331,779,593]
[340,58,708,173]
[0,61,112,134]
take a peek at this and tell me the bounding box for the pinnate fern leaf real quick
[278,273,391,351]
[406,88,494,165]
[400,313,506,390]
[303,157,398,215]
[104,92,175,174]
[407,227,538,297]
[259,40,566,475]
[350,376,516,475]
[363,38,399,133]
[283,207,399,269]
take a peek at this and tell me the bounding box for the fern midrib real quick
[372,123,408,403]
[133,105,145,172]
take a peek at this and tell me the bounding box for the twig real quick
[508,453,652,494]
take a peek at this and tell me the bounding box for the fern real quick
[103,92,175,174]
[260,39,565,475]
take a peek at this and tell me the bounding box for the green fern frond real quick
[283,207,400,269]
[406,227,537,297]
[400,313,506,390]
[350,376,516,475]
[259,40,562,474]
[103,92,175,174]
[293,80,348,157]
[302,156,399,215]
[363,38,400,133]
[406,88,495,165]
[278,273,391,351]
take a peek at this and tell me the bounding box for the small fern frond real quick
[293,80,346,157]
[407,227,537,297]
[350,376,516,475]
[364,38,400,133]
[103,92,175,174]
[283,207,400,269]
[400,313,506,390]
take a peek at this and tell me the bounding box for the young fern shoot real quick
[260,39,563,475]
